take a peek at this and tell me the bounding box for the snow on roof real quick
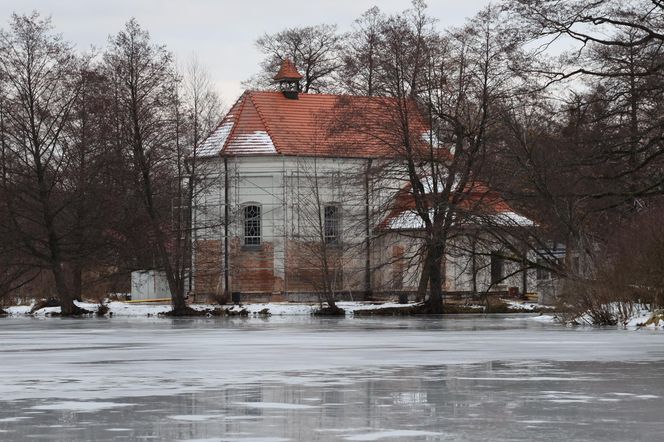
[197,118,234,157]
[381,177,535,231]
[226,131,276,154]
[493,211,535,227]
[387,209,428,230]
[195,90,429,158]
[421,174,460,193]
[385,208,535,231]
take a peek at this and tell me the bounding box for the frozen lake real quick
[0,315,662,441]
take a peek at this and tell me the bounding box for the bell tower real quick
[273,58,303,99]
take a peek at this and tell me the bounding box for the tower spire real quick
[273,58,302,99]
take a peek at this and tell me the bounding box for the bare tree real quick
[182,55,224,150]
[494,0,664,308]
[0,13,93,315]
[104,19,193,315]
[505,0,664,65]
[335,2,530,313]
[180,55,223,296]
[246,24,344,93]
[338,6,385,96]
[289,151,366,314]
[503,0,664,200]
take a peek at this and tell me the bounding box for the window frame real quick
[243,204,262,247]
[323,204,341,245]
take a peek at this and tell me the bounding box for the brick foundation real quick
[229,238,283,293]
[194,240,223,296]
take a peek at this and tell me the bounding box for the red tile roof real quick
[197,90,430,158]
[273,59,303,81]
[378,180,532,231]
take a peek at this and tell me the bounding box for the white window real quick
[324,205,340,244]
[243,205,261,246]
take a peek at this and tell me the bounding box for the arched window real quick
[243,205,261,246]
[324,205,340,244]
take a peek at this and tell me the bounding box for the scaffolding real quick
[191,153,378,301]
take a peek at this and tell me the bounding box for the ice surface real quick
[0,316,662,441]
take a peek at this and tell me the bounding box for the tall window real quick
[490,252,504,285]
[536,259,550,281]
[324,205,340,244]
[244,205,261,246]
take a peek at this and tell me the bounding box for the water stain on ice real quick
[168,414,224,421]
[316,427,374,433]
[179,438,290,442]
[455,376,593,381]
[223,416,261,421]
[232,402,316,410]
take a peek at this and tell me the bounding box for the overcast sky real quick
[1,0,491,105]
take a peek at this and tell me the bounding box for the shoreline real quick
[1,299,552,318]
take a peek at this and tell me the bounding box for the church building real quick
[191,60,538,303]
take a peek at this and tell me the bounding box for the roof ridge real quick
[220,91,249,155]
[247,91,281,154]
[247,89,396,101]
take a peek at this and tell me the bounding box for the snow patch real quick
[0,417,31,422]
[31,401,133,412]
[343,430,442,440]
[530,314,556,323]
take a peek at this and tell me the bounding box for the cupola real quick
[273,58,302,99]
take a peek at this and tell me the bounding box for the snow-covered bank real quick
[2,300,555,318]
[5,301,181,317]
[626,308,664,329]
[3,300,420,318]
[558,303,664,329]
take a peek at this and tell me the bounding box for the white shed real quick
[131,270,170,301]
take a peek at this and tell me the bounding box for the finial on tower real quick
[274,58,302,99]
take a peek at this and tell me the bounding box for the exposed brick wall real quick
[229,238,282,293]
[284,239,343,292]
[194,240,223,295]
[194,237,366,296]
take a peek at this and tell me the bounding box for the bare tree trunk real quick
[424,243,445,314]
[417,249,430,300]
